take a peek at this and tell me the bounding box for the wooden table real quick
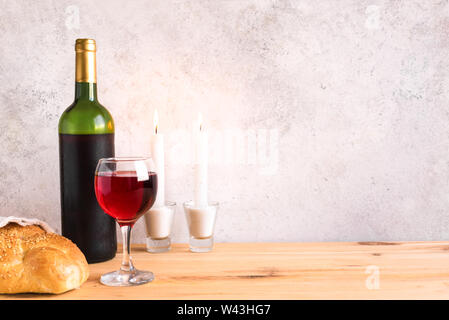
[2,242,449,300]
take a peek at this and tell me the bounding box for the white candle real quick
[151,109,165,208]
[145,206,174,239]
[194,112,208,208]
[185,206,217,238]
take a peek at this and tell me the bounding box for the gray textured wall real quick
[1,0,449,243]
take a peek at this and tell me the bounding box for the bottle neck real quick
[74,82,98,101]
[74,44,97,101]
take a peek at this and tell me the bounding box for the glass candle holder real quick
[183,200,219,252]
[144,201,176,253]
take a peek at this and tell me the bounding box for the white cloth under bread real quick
[0,216,54,233]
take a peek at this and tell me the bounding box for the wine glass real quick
[94,157,158,286]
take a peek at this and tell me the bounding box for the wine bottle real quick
[59,39,117,263]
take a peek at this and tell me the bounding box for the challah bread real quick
[0,223,89,294]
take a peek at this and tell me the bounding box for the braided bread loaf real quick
[0,223,89,294]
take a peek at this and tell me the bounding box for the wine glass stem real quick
[120,225,135,272]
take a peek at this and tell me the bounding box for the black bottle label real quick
[59,133,117,263]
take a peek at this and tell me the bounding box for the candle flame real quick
[154,109,159,134]
[198,112,203,131]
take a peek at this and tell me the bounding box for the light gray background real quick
[1,0,449,243]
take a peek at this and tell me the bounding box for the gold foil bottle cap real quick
[75,39,96,52]
[75,38,97,83]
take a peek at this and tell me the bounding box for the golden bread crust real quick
[0,223,89,294]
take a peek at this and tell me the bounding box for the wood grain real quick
[2,242,449,300]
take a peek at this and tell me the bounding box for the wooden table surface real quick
[2,241,449,300]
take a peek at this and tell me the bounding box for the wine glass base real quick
[100,269,154,286]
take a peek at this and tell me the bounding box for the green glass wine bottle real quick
[59,39,117,263]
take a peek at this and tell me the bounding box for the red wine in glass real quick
[94,157,158,287]
[95,171,158,227]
